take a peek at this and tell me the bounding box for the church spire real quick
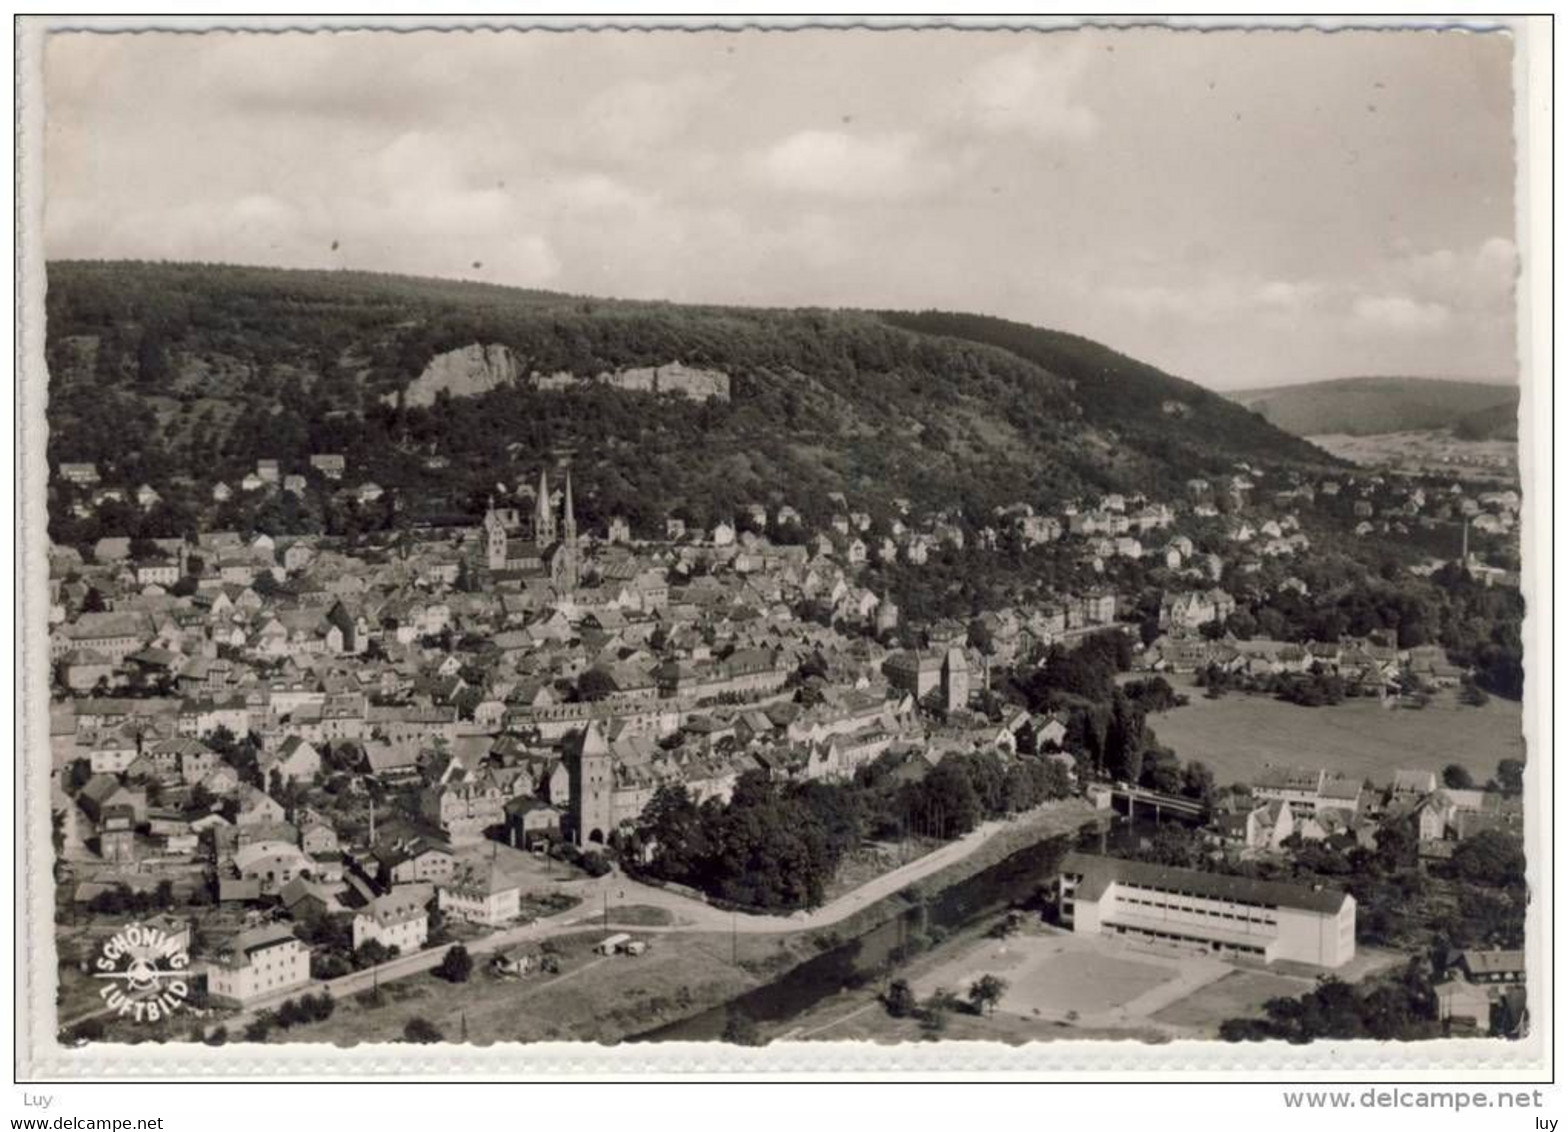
[563,470,577,543]
[535,468,554,548]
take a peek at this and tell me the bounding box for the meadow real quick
[1148,676,1525,789]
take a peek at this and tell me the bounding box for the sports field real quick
[1003,950,1175,1017]
[911,934,1199,1023]
[1147,678,1524,789]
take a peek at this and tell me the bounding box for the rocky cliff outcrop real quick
[390,344,731,407]
[389,343,523,408]
[589,362,730,402]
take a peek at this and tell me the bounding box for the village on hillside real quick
[46,441,1527,1046]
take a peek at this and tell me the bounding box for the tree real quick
[1494,758,1525,796]
[436,944,473,984]
[884,977,917,1019]
[1458,677,1491,707]
[1180,760,1216,805]
[1140,748,1182,796]
[354,939,392,970]
[721,1010,766,1046]
[1441,764,1475,790]
[967,974,1009,1016]
[1105,690,1145,784]
[917,759,982,839]
[1449,829,1526,889]
[1372,821,1417,873]
[402,1017,444,1044]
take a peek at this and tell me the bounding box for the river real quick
[636,831,1078,1041]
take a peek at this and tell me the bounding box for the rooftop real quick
[1061,852,1352,916]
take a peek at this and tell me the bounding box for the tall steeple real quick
[535,468,555,548]
[563,470,577,545]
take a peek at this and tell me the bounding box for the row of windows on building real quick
[1111,892,1278,927]
[1110,923,1268,956]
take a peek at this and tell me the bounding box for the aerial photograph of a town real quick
[25,20,1536,1066]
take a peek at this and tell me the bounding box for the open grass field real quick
[1149,969,1311,1033]
[1148,677,1524,788]
[1000,950,1175,1017]
[267,928,808,1046]
[911,932,1196,1023]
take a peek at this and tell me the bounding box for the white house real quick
[205,923,310,1004]
[436,864,522,928]
[352,885,430,953]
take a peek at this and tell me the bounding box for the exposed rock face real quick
[529,360,730,401]
[391,343,522,407]
[596,362,730,402]
[390,345,731,407]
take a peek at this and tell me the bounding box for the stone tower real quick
[941,646,969,713]
[567,721,613,849]
[483,495,508,570]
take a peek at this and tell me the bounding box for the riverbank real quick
[246,798,1099,1046]
[638,799,1098,1041]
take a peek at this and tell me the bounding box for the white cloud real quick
[1352,294,1452,334]
[953,40,1097,142]
[577,74,729,160]
[1386,237,1518,310]
[1256,280,1323,311]
[1103,276,1321,324]
[754,129,935,199]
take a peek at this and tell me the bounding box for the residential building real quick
[352,886,431,953]
[206,924,310,1004]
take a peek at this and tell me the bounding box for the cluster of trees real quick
[869,748,1076,843]
[1220,961,1440,1042]
[83,879,178,916]
[1014,632,1215,803]
[630,772,863,912]
[242,991,336,1041]
[1195,664,1352,706]
[878,310,1327,480]
[1120,676,1187,713]
[1210,562,1523,702]
[882,972,1010,1031]
[633,745,1077,913]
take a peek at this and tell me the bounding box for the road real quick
[203,798,1090,1036]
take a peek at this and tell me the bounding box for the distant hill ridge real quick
[42,260,1336,539]
[1228,376,1518,440]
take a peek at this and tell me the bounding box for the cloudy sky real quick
[44,25,1519,390]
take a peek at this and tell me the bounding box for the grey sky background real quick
[44,26,1518,391]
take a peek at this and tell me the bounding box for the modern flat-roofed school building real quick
[1056,852,1356,968]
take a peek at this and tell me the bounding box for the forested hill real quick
[1228,376,1519,440]
[43,260,1336,542]
[877,310,1331,467]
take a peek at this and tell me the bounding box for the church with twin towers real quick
[482,467,581,592]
